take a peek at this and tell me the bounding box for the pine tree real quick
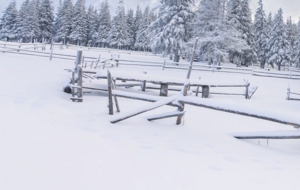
[70,0,87,45]
[0,0,18,41]
[126,9,135,49]
[108,0,128,49]
[54,0,73,44]
[39,0,54,42]
[267,8,291,70]
[19,0,40,42]
[133,5,142,50]
[191,0,249,65]
[149,0,195,62]
[294,21,300,68]
[96,0,111,47]
[253,0,268,68]
[135,6,151,51]
[227,0,256,65]
[15,0,30,41]
[86,5,98,46]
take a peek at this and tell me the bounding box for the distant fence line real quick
[1,41,300,80]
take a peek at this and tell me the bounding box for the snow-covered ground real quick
[1,47,300,190]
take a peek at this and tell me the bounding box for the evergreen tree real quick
[150,0,195,62]
[70,0,87,45]
[267,8,291,70]
[97,0,111,47]
[108,0,128,49]
[15,0,30,41]
[39,0,54,41]
[294,20,300,68]
[191,0,249,65]
[133,5,142,49]
[0,0,18,41]
[86,5,98,46]
[19,0,40,42]
[227,0,256,65]
[126,9,135,49]
[253,0,268,68]
[135,6,151,51]
[54,0,73,44]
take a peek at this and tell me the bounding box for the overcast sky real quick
[0,0,299,22]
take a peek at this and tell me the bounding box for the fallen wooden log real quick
[147,111,185,121]
[110,96,176,124]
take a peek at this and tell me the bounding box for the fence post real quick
[107,71,114,115]
[245,82,250,99]
[162,59,166,70]
[75,50,83,72]
[50,39,54,60]
[287,87,290,100]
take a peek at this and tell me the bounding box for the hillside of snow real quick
[1,46,300,190]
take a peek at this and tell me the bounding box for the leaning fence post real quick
[107,71,114,115]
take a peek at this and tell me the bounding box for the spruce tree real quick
[253,0,268,68]
[39,0,54,42]
[97,0,111,47]
[0,0,18,41]
[54,0,73,44]
[70,0,87,45]
[149,0,194,62]
[267,8,291,70]
[86,5,98,46]
[135,6,151,51]
[126,9,135,49]
[108,0,128,49]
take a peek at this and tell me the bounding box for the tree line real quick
[1,0,300,69]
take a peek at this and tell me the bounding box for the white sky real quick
[0,0,299,22]
[120,0,300,21]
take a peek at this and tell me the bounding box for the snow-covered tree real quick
[86,5,98,46]
[54,0,73,44]
[227,0,256,65]
[126,9,135,49]
[96,0,111,47]
[294,21,300,68]
[267,8,291,70]
[108,0,128,49]
[135,6,151,51]
[39,0,54,41]
[191,0,250,66]
[70,0,87,45]
[253,0,269,68]
[149,0,195,62]
[0,0,18,41]
[17,0,40,42]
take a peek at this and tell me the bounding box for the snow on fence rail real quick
[287,87,300,101]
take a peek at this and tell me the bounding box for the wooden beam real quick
[147,111,185,121]
[110,96,176,124]
[234,135,300,139]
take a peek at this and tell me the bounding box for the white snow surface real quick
[1,47,300,190]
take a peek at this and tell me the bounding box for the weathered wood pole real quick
[141,80,146,92]
[71,71,75,98]
[202,85,210,98]
[160,84,168,96]
[176,38,198,125]
[78,67,83,99]
[107,71,114,115]
[75,50,83,72]
[245,83,250,99]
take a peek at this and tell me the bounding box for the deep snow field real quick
[1,46,300,190]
